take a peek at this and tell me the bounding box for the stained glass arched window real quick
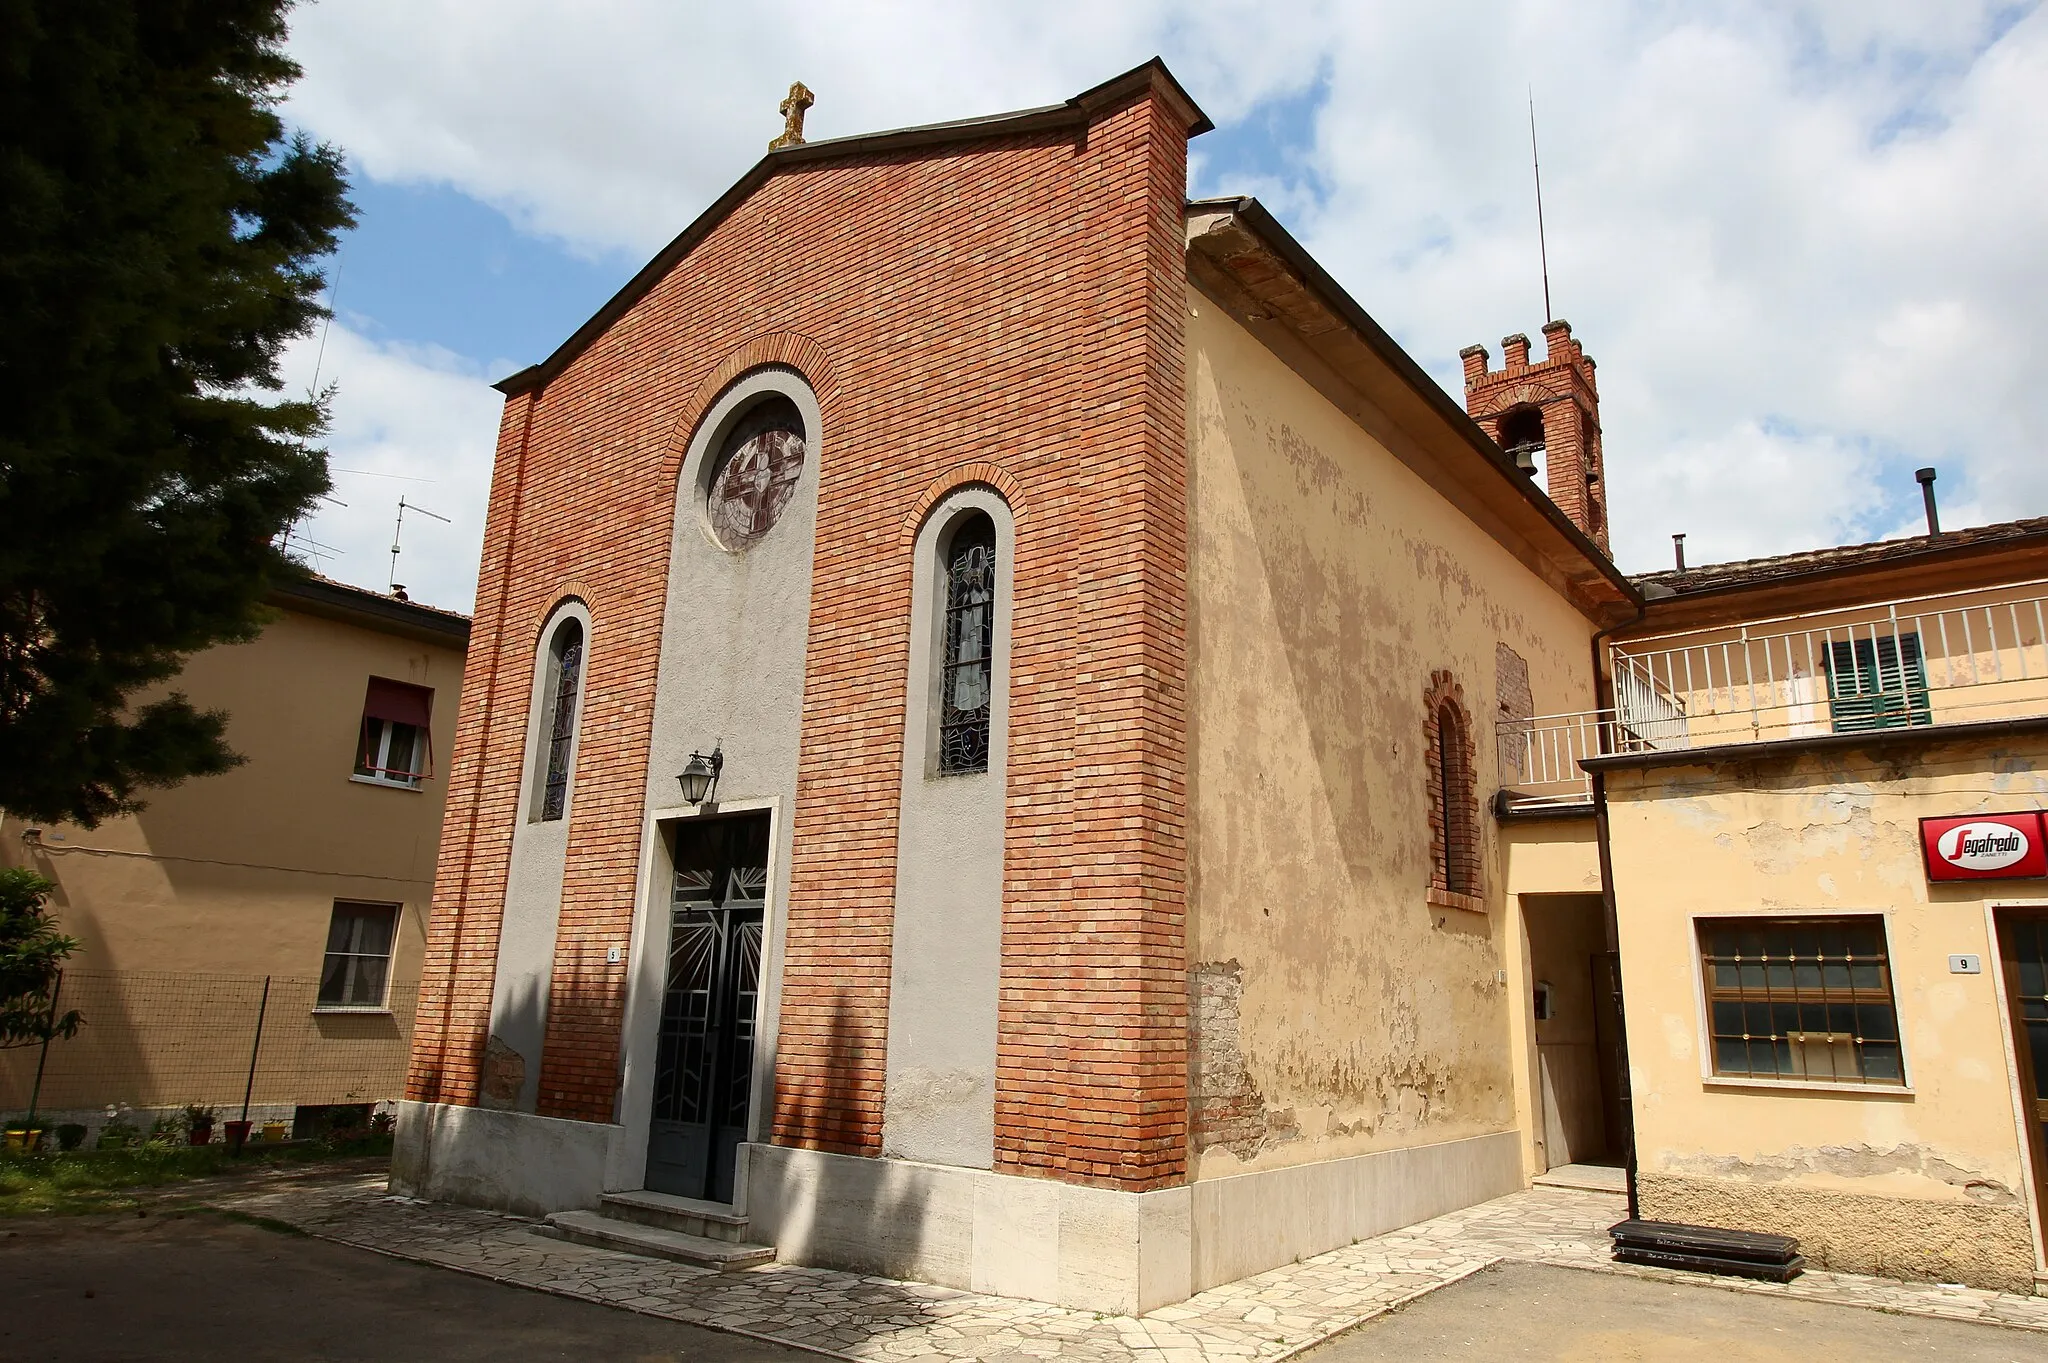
[938,514,997,775]
[539,619,584,820]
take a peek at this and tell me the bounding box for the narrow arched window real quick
[1424,670,1479,903]
[938,514,997,775]
[1435,702,1470,892]
[538,619,584,820]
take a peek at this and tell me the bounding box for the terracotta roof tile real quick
[1632,516,2048,596]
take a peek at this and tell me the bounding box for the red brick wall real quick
[409,81,1195,1190]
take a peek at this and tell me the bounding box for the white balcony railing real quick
[1500,580,2048,808]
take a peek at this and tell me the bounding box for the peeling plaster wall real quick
[1182,289,1600,1180]
[1605,735,2048,1290]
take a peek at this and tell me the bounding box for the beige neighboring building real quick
[0,576,468,1132]
[1503,517,2048,1294]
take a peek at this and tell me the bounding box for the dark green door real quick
[645,813,767,1203]
[1999,912,2048,1256]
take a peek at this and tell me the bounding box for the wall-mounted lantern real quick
[677,746,724,806]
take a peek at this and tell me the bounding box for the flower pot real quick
[224,1119,253,1152]
[259,1121,287,1143]
[4,1128,41,1154]
[187,1123,214,1146]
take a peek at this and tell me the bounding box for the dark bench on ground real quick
[1609,1219,1805,1282]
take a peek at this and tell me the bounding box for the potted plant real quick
[184,1104,216,1146]
[3,1120,41,1154]
[55,1123,86,1151]
[96,1117,139,1149]
[223,1119,253,1152]
[259,1119,287,1142]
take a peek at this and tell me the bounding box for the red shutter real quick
[363,678,433,728]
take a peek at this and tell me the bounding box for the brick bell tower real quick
[1459,320,1609,552]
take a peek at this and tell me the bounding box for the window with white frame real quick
[1698,916,1904,1085]
[353,678,434,788]
[319,901,399,1008]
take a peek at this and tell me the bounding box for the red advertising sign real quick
[1920,812,2048,881]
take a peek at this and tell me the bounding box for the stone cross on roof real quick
[769,82,815,150]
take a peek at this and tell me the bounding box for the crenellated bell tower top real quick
[1459,319,1609,553]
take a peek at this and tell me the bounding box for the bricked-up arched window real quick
[1424,670,1481,906]
[938,513,997,774]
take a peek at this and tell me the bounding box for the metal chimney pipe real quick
[1672,533,1687,572]
[1916,467,1940,535]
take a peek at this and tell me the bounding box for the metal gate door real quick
[645,813,767,1203]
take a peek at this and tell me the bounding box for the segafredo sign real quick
[1919,812,2048,881]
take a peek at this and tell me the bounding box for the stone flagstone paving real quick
[215,1175,2048,1362]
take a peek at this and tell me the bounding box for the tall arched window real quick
[938,514,997,775]
[1424,670,1479,904]
[537,618,584,821]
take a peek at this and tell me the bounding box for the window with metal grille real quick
[1698,916,1904,1085]
[1825,632,1931,732]
[538,619,584,820]
[319,901,399,1009]
[938,514,996,775]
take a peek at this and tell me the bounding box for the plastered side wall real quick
[1605,735,2048,1290]
[1181,290,1600,1180]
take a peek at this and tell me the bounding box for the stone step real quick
[540,1210,774,1271]
[600,1189,753,1243]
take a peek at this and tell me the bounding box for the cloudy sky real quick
[274,1,2048,613]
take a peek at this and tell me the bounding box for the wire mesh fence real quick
[1,971,417,1143]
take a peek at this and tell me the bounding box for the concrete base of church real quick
[390,1100,622,1218]
[1187,1130,1524,1291]
[744,1143,1193,1314]
[744,1129,1524,1312]
[389,1104,1522,1311]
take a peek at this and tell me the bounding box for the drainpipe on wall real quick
[1589,603,1647,1223]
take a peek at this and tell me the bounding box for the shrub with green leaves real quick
[0,869,80,1050]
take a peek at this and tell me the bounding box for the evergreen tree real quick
[0,1,353,825]
[0,869,80,1050]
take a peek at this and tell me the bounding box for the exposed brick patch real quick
[1422,670,1483,906]
[1189,959,1290,1161]
[1494,642,1533,782]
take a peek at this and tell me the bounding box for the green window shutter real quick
[1826,633,1931,732]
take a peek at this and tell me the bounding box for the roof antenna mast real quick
[1529,88,1553,325]
[389,495,451,596]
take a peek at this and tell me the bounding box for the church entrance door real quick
[645,812,768,1203]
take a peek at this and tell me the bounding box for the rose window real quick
[706,396,806,550]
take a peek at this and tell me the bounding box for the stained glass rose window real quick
[706,396,805,550]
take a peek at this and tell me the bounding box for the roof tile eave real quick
[1631,515,2048,596]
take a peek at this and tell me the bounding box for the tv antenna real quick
[308,252,344,397]
[389,495,450,595]
[1529,87,1553,325]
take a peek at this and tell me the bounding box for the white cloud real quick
[276,320,504,613]
[282,1,2048,577]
